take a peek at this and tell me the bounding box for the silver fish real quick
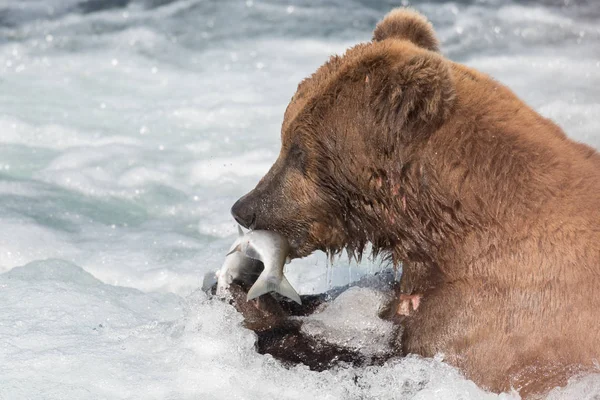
[227,229,301,304]
[216,226,262,296]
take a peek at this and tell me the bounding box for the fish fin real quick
[246,274,302,305]
[246,273,274,301]
[278,275,302,305]
[226,243,241,256]
[237,225,244,237]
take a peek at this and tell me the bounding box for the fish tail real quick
[278,275,302,305]
[247,274,302,305]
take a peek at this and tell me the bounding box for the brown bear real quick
[230,8,600,398]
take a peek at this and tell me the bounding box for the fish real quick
[227,228,302,305]
[216,226,263,297]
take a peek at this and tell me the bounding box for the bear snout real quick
[231,189,314,258]
[231,194,257,229]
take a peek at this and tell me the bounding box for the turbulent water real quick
[0,0,599,398]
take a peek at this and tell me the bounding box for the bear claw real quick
[397,294,422,316]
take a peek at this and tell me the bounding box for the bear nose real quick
[231,196,256,229]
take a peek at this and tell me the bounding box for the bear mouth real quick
[288,231,352,261]
[277,220,353,260]
[287,234,317,259]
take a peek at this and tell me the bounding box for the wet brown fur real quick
[232,8,600,398]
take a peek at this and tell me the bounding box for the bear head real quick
[231,9,456,261]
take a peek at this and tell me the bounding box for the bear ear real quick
[367,49,455,144]
[373,8,439,53]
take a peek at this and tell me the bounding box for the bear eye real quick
[288,143,307,175]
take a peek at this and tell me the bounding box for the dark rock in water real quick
[255,322,392,372]
[211,270,403,371]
